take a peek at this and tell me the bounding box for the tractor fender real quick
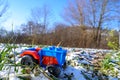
[20,50,40,63]
[36,48,41,52]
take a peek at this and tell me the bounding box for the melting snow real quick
[0,45,113,80]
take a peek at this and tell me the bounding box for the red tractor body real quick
[20,46,67,77]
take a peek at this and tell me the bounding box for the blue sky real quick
[2,0,67,31]
[1,0,119,31]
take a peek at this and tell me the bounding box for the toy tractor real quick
[20,46,67,77]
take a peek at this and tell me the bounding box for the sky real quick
[1,0,67,31]
[1,0,119,31]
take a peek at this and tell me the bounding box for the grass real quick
[99,52,120,77]
[0,43,57,80]
[0,44,13,70]
[1,43,119,80]
[66,49,120,80]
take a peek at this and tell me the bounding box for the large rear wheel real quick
[47,65,61,77]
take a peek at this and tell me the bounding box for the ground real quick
[0,44,119,80]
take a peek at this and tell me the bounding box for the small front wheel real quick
[21,55,36,68]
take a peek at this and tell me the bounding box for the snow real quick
[31,73,49,80]
[109,76,118,80]
[60,66,86,80]
[0,45,116,80]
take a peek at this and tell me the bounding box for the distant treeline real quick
[0,23,118,49]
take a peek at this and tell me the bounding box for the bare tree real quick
[30,5,51,34]
[0,0,8,23]
[87,0,109,47]
[21,5,52,44]
[63,0,86,26]
[0,0,8,16]
[88,0,120,47]
[63,0,120,48]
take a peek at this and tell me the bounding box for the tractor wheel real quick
[62,62,67,69]
[47,65,61,77]
[21,55,36,68]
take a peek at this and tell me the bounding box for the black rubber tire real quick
[21,55,35,68]
[47,65,61,77]
[62,62,67,69]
